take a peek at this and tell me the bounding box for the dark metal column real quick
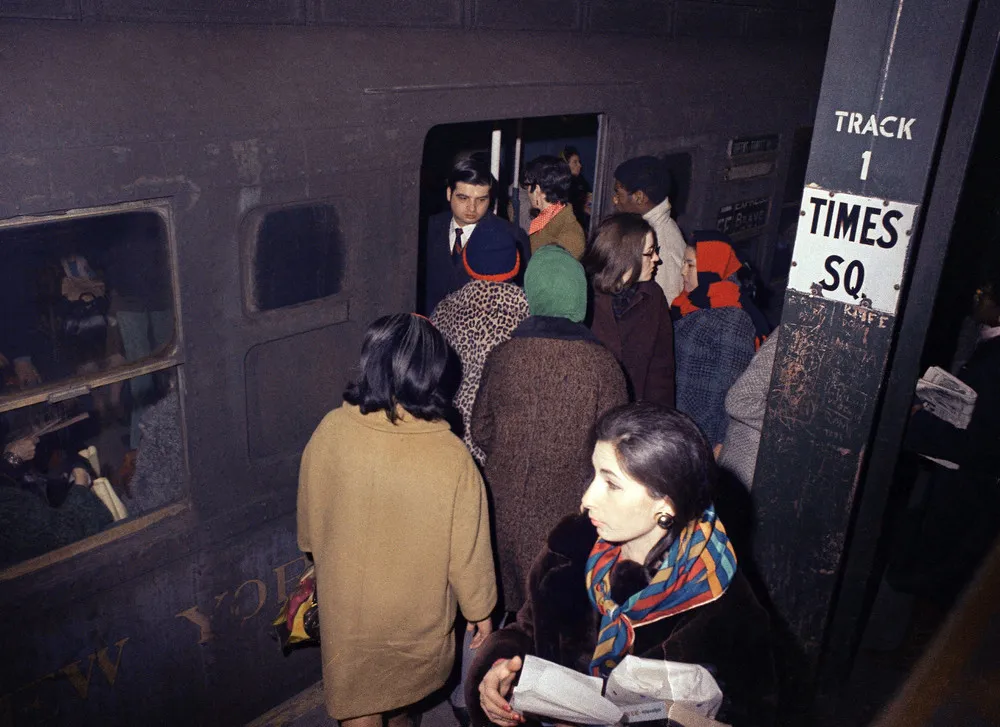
[821,0,1000,686]
[751,0,976,667]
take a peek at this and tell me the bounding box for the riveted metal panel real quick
[92,0,304,23]
[587,0,672,35]
[675,1,747,37]
[0,0,80,19]
[308,0,462,28]
[472,0,582,31]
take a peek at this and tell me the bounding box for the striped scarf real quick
[529,202,566,235]
[585,505,737,677]
[670,240,743,318]
[671,239,766,349]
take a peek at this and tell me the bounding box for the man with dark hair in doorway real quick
[612,156,688,305]
[420,155,528,316]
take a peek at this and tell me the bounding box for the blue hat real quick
[463,222,520,282]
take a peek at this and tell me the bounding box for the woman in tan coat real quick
[298,313,497,727]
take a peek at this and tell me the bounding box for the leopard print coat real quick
[431,280,530,463]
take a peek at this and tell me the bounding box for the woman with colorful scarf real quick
[466,403,776,727]
[671,234,759,447]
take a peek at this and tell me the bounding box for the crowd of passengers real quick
[298,153,784,727]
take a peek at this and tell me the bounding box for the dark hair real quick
[595,402,714,537]
[614,156,673,205]
[447,155,496,195]
[584,214,653,294]
[562,146,581,162]
[522,155,572,204]
[343,313,457,423]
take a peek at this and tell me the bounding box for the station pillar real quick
[751,0,979,677]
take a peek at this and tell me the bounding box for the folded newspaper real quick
[509,655,726,726]
[915,366,977,430]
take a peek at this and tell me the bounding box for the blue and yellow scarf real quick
[585,505,737,676]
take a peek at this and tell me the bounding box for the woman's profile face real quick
[638,231,660,283]
[568,154,582,176]
[682,247,698,293]
[581,440,672,545]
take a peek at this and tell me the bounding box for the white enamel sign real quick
[786,187,917,315]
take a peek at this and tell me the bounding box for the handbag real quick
[272,564,320,653]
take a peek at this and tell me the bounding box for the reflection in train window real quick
[417,114,601,314]
[0,211,174,395]
[251,204,345,312]
[1,370,183,569]
[0,207,183,571]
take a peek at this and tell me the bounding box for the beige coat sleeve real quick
[296,439,314,554]
[654,217,688,305]
[449,457,498,622]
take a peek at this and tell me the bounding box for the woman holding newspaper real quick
[469,403,776,727]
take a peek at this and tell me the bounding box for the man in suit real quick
[420,156,527,315]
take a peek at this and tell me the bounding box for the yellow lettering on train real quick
[175,605,215,644]
[233,579,267,625]
[57,638,129,700]
[273,555,309,604]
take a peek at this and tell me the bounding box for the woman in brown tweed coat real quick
[472,245,627,612]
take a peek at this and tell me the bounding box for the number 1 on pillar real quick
[860,150,872,181]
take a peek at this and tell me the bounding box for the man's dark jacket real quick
[419,211,528,315]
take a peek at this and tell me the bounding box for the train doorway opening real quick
[416,113,601,315]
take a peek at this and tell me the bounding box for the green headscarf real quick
[524,244,588,323]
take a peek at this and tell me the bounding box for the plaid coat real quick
[673,306,756,445]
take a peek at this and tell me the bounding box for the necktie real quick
[452,227,464,260]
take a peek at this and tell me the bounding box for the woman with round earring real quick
[298,313,497,727]
[466,403,776,727]
[585,213,675,407]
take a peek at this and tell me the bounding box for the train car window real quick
[250,204,345,312]
[0,207,183,571]
[660,152,693,219]
[417,114,600,314]
[771,127,814,286]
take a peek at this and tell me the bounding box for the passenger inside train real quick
[0,212,184,567]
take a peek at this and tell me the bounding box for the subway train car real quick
[0,3,829,725]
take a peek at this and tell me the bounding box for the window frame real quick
[0,199,183,415]
[241,199,352,316]
[0,199,188,578]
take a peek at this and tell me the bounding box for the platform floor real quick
[247,682,461,727]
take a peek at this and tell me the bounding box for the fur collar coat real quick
[465,515,777,727]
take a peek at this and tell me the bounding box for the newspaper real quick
[509,655,726,726]
[915,366,977,430]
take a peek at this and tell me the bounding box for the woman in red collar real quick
[522,156,586,261]
[468,403,776,727]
